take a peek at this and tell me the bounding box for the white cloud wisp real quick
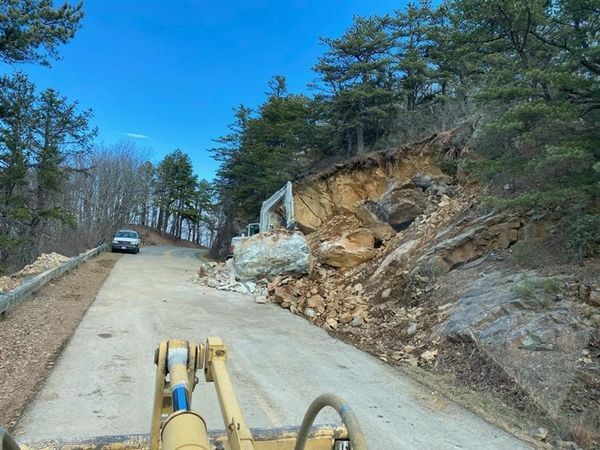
[125,133,150,139]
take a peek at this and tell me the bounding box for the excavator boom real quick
[3,338,367,450]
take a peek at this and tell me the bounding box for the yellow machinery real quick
[1,338,368,450]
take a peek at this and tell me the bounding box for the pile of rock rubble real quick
[0,252,71,293]
[194,260,268,300]
[194,259,443,367]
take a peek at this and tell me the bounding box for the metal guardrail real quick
[0,244,109,317]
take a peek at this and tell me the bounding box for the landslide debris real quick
[0,252,71,293]
[197,129,600,447]
[194,260,269,300]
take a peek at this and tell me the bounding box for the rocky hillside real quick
[197,130,599,448]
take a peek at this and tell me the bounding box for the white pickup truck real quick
[111,229,141,254]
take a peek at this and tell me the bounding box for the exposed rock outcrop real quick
[440,270,593,414]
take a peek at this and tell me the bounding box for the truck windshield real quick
[116,231,138,239]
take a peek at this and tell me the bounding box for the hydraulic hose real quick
[294,393,368,450]
[0,428,20,450]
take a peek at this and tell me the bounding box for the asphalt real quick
[16,246,531,449]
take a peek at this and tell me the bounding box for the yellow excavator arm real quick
[2,338,368,450]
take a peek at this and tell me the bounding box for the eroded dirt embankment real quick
[0,252,120,430]
[198,128,600,448]
[129,224,205,249]
[289,133,600,448]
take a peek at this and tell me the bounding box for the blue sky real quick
[6,0,404,180]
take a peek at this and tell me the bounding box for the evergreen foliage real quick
[154,149,201,236]
[0,72,96,267]
[211,0,599,259]
[211,77,317,224]
[0,0,83,65]
[451,0,599,255]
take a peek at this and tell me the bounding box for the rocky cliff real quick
[196,128,599,448]
[281,131,599,448]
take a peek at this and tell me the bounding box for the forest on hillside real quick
[209,0,599,260]
[0,0,598,271]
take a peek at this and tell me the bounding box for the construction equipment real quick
[259,181,294,232]
[3,337,367,450]
[229,181,295,257]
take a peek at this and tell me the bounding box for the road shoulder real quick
[0,251,120,431]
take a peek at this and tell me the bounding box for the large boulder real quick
[355,202,396,241]
[377,188,427,230]
[233,231,312,281]
[318,228,376,268]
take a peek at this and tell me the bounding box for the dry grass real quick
[399,365,540,447]
[569,419,599,449]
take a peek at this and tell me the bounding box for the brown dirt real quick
[0,251,120,431]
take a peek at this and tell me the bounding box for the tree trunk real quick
[141,202,147,226]
[210,208,235,260]
[157,208,164,231]
[356,124,365,155]
[346,132,353,155]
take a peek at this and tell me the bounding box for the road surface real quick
[16,246,530,449]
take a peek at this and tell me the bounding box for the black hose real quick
[294,393,368,450]
[0,428,20,450]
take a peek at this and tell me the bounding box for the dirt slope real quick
[129,224,205,249]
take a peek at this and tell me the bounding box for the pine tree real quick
[31,88,96,234]
[392,1,440,110]
[212,77,316,223]
[0,73,36,266]
[154,150,198,237]
[314,15,396,154]
[0,0,83,66]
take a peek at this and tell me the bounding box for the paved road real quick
[17,246,530,449]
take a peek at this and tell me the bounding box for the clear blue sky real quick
[6,0,404,181]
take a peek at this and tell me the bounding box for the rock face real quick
[233,230,312,281]
[415,213,522,276]
[318,228,376,268]
[440,271,593,414]
[293,152,445,234]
